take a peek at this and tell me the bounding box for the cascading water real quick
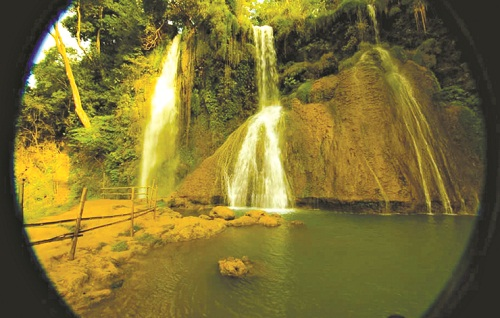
[253,26,280,108]
[367,3,380,44]
[226,26,292,210]
[139,35,181,195]
[374,47,453,214]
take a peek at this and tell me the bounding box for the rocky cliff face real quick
[175,48,484,214]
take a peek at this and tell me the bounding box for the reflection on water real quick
[85,210,476,318]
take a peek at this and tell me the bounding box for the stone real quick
[209,206,235,220]
[218,257,249,277]
[258,215,281,227]
[227,215,258,227]
[245,209,268,220]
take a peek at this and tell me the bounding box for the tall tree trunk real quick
[96,6,103,55]
[52,24,91,129]
[75,3,93,61]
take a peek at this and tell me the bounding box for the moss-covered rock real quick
[218,257,250,278]
[227,215,258,227]
[209,206,235,220]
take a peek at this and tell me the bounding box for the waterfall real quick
[374,47,453,214]
[367,4,380,44]
[139,35,181,195]
[226,26,292,210]
[253,25,280,109]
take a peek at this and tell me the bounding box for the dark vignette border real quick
[0,0,498,317]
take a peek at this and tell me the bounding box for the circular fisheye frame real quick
[2,0,498,317]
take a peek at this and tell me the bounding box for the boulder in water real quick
[245,210,268,220]
[289,220,305,226]
[209,206,235,220]
[218,256,251,277]
[258,215,281,227]
[227,215,258,227]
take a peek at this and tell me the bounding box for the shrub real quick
[111,241,129,252]
[458,107,485,160]
[135,233,161,246]
[296,81,313,103]
[434,86,481,108]
[411,38,441,69]
[389,45,408,62]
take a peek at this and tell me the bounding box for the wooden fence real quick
[24,184,158,260]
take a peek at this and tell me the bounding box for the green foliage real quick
[338,49,365,71]
[135,233,161,246]
[68,116,118,158]
[458,107,485,160]
[411,38,441,69]
[111,240,129,252]
[434,86,481,109]
[280,52,337,94]
[334,0,370,17]
[389,45,408,62]
[283,76,300,94]
[296,81,313,103]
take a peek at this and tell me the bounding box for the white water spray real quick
[139,35,181,193]
[227,26,292,210]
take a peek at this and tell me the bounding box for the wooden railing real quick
[24,183,159,259]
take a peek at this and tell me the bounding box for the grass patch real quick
[111,241,129,252]
[135,233,162,246]
[118,224,143,236]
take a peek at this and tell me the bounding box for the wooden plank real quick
[24,218,77,227]
[30,233,82,246]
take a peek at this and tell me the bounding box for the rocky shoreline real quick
[26,200,296,316]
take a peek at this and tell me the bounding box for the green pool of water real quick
[85,210,476,318]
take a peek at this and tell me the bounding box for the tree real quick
[52,23,92,128]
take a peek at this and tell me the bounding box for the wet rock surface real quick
[218,256,252,278]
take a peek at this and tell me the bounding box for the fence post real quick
[130,187,135,237]
[153,185,158,220]
[69,187,87,260]
[20,178,26,223]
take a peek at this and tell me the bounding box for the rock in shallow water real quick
[227,215,257,227]
[209,206,235,220]
[258,215,281,227]
[218,256,251,277]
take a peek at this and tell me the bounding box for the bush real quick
[111,241,129,252]
[411,38,441,69]
[458,107,485,159]
[389,45,408,62]
[296,81,313,103]
[434,86,481,108]
[135,233,161,246]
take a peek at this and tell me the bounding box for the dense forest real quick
[15,0,484,218]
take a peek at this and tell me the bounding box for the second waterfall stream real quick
[139,35,181,196]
